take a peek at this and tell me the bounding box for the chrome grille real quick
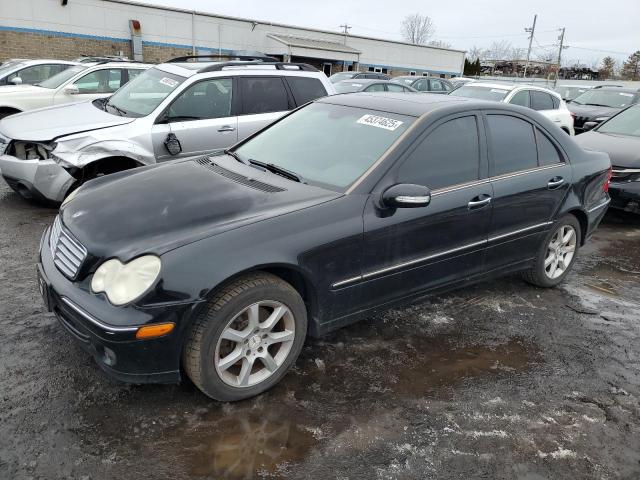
[49,216,87,279]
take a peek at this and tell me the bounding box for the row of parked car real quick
[0,53,633,402]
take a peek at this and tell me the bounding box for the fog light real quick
[136,322,175,339]
[102,346,117,366]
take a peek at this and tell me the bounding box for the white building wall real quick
[0,0,465,75]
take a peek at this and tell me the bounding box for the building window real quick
[381,68,388,74]
[409,71,416,76]
[368,66,374,72]
[373,67,382,73]
[440,74,446,78]
[422,72,429,76]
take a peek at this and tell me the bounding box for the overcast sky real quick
[136,0,638,67]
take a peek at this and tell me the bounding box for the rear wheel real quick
[183,272,307,401]
[522,214,581,287]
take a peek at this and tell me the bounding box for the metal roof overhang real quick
[267,33,361,62]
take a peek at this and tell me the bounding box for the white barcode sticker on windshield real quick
[357,114,403,131]
[159,77,178,88]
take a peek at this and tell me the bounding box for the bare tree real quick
[401,14,435,45]
[428,40,452,49]
[467,45,484,61]
[484,40,515,60]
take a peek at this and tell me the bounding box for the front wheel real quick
[522,214,581,287]
[183,272,307,401]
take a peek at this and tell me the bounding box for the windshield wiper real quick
[224,149,248,165]
[105,102,128,116]
[248,159,305,183]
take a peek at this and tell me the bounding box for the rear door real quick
[483,111,572,270]
[360,113,493,309]
[152,77,238,161]
[236,76,294,140]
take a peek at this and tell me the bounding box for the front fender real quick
[53,138,156,168]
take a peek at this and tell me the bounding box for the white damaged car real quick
[0,57,334,203]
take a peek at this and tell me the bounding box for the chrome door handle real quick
[547,177,564,189]
[217,126,236,132]
[468,195,492,209]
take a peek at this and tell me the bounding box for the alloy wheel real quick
[544,225,577,279]
[214,300,296,388]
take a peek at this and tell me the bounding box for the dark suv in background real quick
[568,87,640,133]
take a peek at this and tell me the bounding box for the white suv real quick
[0,55,335,203]
[0,61,152,118]
[450,82,575,135]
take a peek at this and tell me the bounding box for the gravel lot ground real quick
[1,180,639,480]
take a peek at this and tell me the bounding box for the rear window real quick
[286,77,328,105]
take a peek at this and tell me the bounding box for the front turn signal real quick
[136,322,175,340]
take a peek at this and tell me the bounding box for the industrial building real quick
[0,0,466,77]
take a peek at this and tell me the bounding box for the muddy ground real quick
[1,180,639,480]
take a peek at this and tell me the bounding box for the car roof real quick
[336,79,392,85]
[83,62,153,68]
[465,82,562,95]
[155,61,322,78]
[317,91,493,117]
[594,87,639,93]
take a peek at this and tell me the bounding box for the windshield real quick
[329,72,356,84]
[37,65,87,89]
[556,86,590,101]
[597,106,640,136]
[0,61,25,77]
[449,85,509,101]
[571,90,635,108]
[105,68,186,117]
[235,102,414,191]
[334,82,365,93]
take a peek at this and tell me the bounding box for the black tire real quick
[522,214,581,288]
[183,272,307,401]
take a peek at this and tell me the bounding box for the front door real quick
[483,112,572,270]
[360,113,493,309]
[152,77,238,161]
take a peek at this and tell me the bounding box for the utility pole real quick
[339,23,351,72]
[523,14,537,78]
[554,27,566,88]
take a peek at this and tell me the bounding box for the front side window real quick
[334,82,365,94]
[430,80,444,92]
[106,68,185,117]
[364,83,385,92]
[413,79,428,91]
[167,78,233,120]
[398,116,480,190]
[239,77,289,115]
[8,64,67,84]
[127,68,144,81]
[530,91,555,111]
[286,77,327,105]
[451,86,509,101]
[487,114,538,176]
[235,103,414,191]
[509,90,530,107]
[74,69,123,94]
[386,83,405,93]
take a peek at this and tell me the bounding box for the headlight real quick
[60,188,79,208]
[91,255,161,306]
[594,117,610,122]
[13,141,56,160]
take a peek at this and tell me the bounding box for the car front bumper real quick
[0,154,75,203]
[609,181,640,213]
[38,226,200,384]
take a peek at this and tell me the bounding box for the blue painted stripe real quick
[0,25,129,43]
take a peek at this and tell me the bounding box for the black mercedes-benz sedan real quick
[38,93,612,401]
[575,104,640,213]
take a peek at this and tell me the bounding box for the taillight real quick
[603,167,612,193]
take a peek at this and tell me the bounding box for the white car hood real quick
[0,100,136,141]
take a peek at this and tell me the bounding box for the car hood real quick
[61,155,341,261]
[0,100,135,141]
[567,103,620,120]
[574,131,640,168]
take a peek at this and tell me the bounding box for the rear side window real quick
[530,91,555,111]
[386,83,405,92]
[487,115,538,176]
[398,116,480,190]
[75,68,123,94]
[536,128,562,165]
[286,77,327,105]
[551,95,560,109]
[364,83,385,92]
[429,80,444,92]
[413,79,428,91]
[239,77,289,115]
[509,90,530,107]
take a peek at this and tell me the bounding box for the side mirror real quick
[583,121,598,131]
[63,85,80,95]
[381,184,431,208]
[9,77,22,85]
